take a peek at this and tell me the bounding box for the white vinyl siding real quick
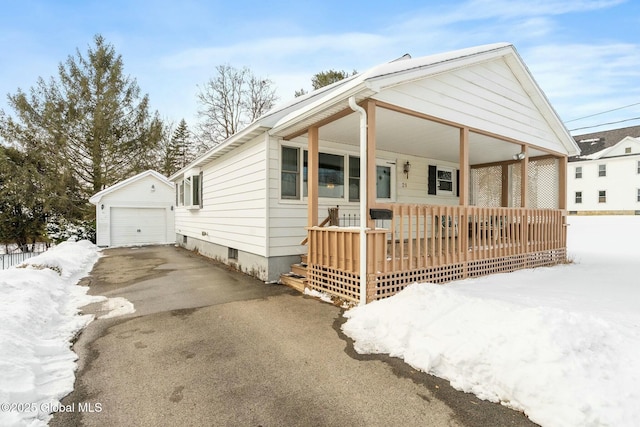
[175,137,267,256]
[373,59,565,155]
[268,137,459,257]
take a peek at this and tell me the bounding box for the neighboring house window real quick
[637,160,640,174]
[348,156,393,201]
[281,146,300,199]
[575,166,582,179]
[598,164,606,177]
[575,191,582,204]
[598,190,606,203]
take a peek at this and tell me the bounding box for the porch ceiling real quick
[317,108,548,165]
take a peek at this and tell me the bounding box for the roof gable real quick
[89,170,172,204]
[572,125,640,158]
[173,43,578,179]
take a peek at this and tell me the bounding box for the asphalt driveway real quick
[51,245,536,427]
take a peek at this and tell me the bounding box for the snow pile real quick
[0,241,104,427]
[343,216,640,427]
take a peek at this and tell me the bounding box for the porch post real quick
[458,127,469,206]
[308,126,319,227]
[558,155,567,210]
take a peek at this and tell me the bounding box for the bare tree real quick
[196,65,277,148]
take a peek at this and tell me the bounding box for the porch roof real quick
[171,42,579,181]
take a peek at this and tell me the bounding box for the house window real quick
[281,146,300,199]
[575,191,582,204]
[625,147,632,154]
[228,247,238,261]
[637,188,640,202]
[192,173,201,207]
[598,164,606,177]
[598,190,606,203]
[177,182,184,206]
[302,151,345,198]
[317,153,344,198]
[348,156,392,201]
[184,176,192,206]
[285,148,393,202]
[637,160,640,174]
[437,168,454,193]
[575,166,582,179]
[177,172,203,208]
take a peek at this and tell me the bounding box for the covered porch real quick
[297,99,568,304]
[269,45,577,304]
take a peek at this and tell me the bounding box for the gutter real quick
[348,96,368,306]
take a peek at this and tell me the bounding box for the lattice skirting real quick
[307,265,360,303]
[308,248,566,303]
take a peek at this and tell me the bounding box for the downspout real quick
[348,96,368,306]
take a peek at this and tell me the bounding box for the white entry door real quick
[110,207,167,246]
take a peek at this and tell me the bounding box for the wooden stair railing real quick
[300,206,340,245]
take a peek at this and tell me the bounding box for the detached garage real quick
[89,170,175,247]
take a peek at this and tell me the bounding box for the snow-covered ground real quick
[343,215,640,427]
[0,241,128,427]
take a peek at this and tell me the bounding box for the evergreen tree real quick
[0,34,163,211]
[0,146,46,250]
[171,119,194,169]
[295,69,358,97]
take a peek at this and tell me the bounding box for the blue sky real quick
[1,0,639,134]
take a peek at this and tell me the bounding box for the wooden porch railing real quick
[306,204,567,303]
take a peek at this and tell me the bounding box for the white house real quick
[171,43,579,303]
[568,126,640,215]
[89,170,175,247]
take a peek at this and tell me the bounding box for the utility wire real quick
[569,116,640,132]
[565,101,640,123]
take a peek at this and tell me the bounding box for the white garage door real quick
[110,207,167,247]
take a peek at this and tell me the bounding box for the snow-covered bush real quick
[46,217,96,244]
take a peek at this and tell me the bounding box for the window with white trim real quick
[281,146,393,202]
[347,156,393,201]
[575,166,582,179]
[598,164,606,177]
[177,171,203,208]
[281,146,300,199]
[637,188,640,202]
[598,190,606,203]
[575,191,582,204]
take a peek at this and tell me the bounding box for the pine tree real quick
[295,69,358,96]
[171,119,194,169]
[0,34,163,209]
